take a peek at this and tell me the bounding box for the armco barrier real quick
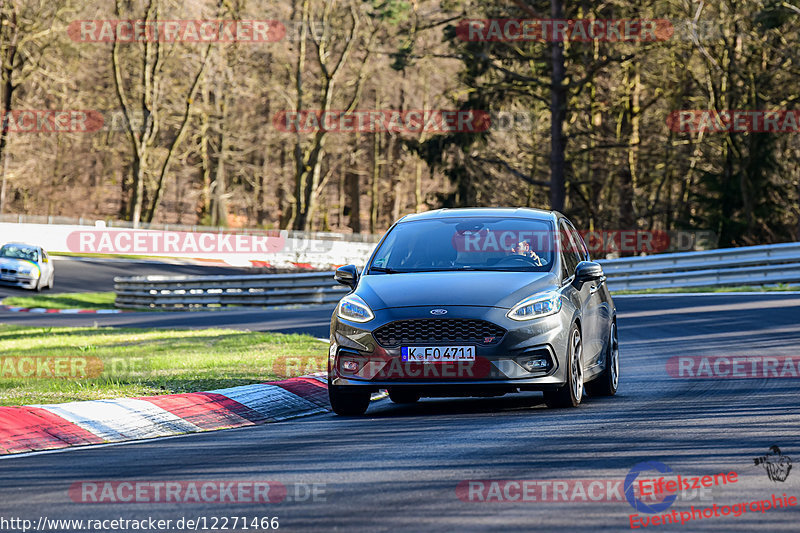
[598,242,800,291]
[115,272,349,309]
[114,243,800,308]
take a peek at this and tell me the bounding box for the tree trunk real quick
[796,178,800,241]
[617,64,637,255]
[0,6,17,216]
[346,133,362,233]
[130,150,146,226]
[211,109,228,226]
[549,0,567,213]
[370,131,381,233]
[198,104,212,223]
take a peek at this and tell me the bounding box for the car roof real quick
[1,243,41,251]
[398,207,560,224]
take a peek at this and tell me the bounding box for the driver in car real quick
[511,240,544,266]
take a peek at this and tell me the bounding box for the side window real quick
[559,222,581,281]
[567,223,589,261]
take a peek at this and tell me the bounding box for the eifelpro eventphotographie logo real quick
[754,446,793,483]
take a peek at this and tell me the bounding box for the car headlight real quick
[17,266,36,276]
[507,291,562,321]
[338,294,374,323]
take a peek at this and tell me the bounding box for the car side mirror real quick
[334,265,359,289]
[573,261,605,289]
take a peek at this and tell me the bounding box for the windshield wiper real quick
[370,266,403,274]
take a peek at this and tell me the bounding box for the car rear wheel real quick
[586,320,619,397]
[328,384,371,416]
[543,323,583,408]
[388,389,421,404]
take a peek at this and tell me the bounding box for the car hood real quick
[356,271,560,310]
[0,257,39,271]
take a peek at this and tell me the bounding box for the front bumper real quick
[0,273,39,288]
[329,305,572,392]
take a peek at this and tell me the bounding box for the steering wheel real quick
[494,254,541,266]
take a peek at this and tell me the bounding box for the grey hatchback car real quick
[328,208,619,415]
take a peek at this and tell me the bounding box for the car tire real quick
[543,323,584,408]
[328,384,371,416]
[586,320,619,397]
[34,276,44,292]
[388,389,421,404]
[47,273,54,290]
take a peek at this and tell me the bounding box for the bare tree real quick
[111,0,213,226]
[286,0,375,231]
[0,0,71,214]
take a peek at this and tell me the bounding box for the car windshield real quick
[0,245,39,262]
[370,218,555,273]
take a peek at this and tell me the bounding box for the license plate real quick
[401,346,475,363]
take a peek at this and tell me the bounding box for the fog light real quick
[342,360,360,372]
[520,358,549,372]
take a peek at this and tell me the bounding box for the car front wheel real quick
[543,323,584,408]
[328,384,371,416]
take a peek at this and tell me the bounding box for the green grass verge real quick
[0,325,327,406]
[613,284,800,295]
[2,292,117,310]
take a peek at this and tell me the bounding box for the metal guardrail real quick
[115,272,349,309]
[599,242,800,291]
[115,243,800,308]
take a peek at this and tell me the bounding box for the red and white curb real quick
[0,306,127,314]
[0,374,331,455]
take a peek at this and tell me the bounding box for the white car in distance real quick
[0,243,55,291]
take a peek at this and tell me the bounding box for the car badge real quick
[430,309,448,315]
[484,336,496,343]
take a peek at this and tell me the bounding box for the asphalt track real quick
[0,257,336,336]
[0,288,798,531]
[0,303,335,337]
[0,257,249,298]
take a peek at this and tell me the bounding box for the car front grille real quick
[373,319,506,348]
[1,268,17,274]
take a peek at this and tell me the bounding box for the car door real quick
[40,248,52,283]
[558,222,597,367]
[566,222,608,368]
